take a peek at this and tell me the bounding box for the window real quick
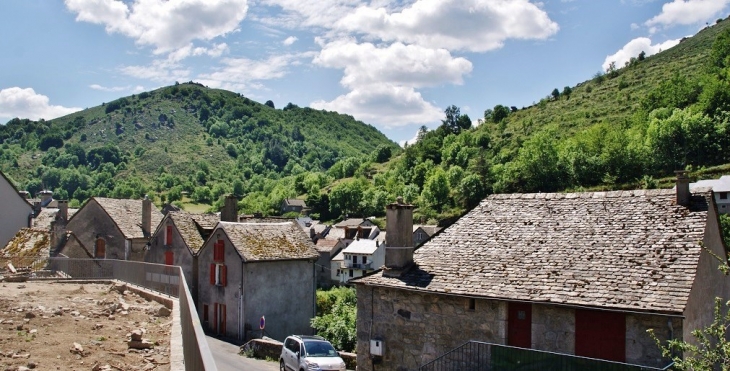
[165,250,174,266]
[213,240,225,262]
[349,269,353,277]
[468,298,476,311]
[336,269,340,276]
[203,304,209,324]
[165,225,173,245]
[721,192,728,200]
[209,263,227,286]
[95,238,106,259]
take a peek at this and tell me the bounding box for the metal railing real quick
[39,258,217,371]
[419,341,673,371]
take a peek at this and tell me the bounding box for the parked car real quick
[280,335,347,371]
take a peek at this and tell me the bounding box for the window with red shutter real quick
[213,303,218,333]
[221,265,227,287]
[166,225,173,245]
[165,251,174,265]
[214,240,225,262]
[210,264,215,285]
[221,304,226,334]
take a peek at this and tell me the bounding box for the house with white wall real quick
[0,171,34,249]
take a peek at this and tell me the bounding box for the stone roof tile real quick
[219,221,318,262]
[93,198,163,239]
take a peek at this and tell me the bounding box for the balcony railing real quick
[419,341,673,371]
[347,262,372,270]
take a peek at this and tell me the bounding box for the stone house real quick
[280,199,307,215]
[334,218,379,242]
[353,180,729,371]
[412,225,442,247]
[61,197,162,261]
[197,221,319,341]
[690,174,730,214]
[0,171,34,249]
[314,238,344,288]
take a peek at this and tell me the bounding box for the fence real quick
[35,258,217,371]
[419,341,674,371]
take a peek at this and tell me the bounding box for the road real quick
[206,335,280,371]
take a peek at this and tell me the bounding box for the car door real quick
[283,339,296,371]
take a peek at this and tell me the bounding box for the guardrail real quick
[38,258,217,371]
[419,341,673,371]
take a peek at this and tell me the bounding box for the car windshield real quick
[304,340,338,357]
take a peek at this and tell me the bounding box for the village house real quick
[146,194,237,302]
[60,197,162,261]
[280,198,307,215]
[412,224,442,247]
[197,220,319,341]
[0,171,34,249]
[336,239,384,284]
[691,174,730,214]
[314,238,344,288]
[334,218,379,241]
[353,177,729,371]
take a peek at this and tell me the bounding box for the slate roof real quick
[1,228,51,258]
[284,199,307,207]
[218,221,319,262]
[691,175,730,193]
[413,225,442,236]
[334,218,370,228]
[324,228,346,241]
[357,189,711,315]
[315,239,341,254]
[343,239,379,255]
[166,212,219,252]
[92,198,163,239]
[32,208,78,231]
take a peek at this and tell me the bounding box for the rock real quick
[26,361,36,369]
[24,312,35,319]
[70,342,84,355]
[16,324,23,331]
[107,315,115,321]
[130,329,145,341]
[128,340,154,350]
[70,311,80,317]
[109,283,127,294]
[17,366,30,371]
[156,306,171,317]
[29,329,37,334]
[12,353,30,359]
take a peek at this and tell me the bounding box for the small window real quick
[165,225,173,245]
[468,298,476,311]
[165,250,174,265]
[209,263,227,286]
[203,304,209,323]
[720,192,728,200]
[349,269,353,277]
[213,240,225,262]
[95,238,106,259]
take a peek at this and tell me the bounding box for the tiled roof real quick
[1,228,51,258]
[413,225,442,236]
[324,228,346,240]
[334,218,369,228]
[32,208,78,231]
[284,199,307,207]
[219,221,319,262]
[167,212,219,252]
[93,198,163,239]
[343,239,378,255]
[357,189,710,315]
[315,239,341,253]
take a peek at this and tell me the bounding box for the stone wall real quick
[531,304,574,354]
[625,313,681,367]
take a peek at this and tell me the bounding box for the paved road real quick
[206,335,280,371]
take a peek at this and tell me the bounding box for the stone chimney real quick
[39,190,53,204]
[221,194,238,222]
[57,200,68,223]
[384,197,414,276]
[142,195,152,236]
[18,191,29,199]
[675,170,690,207]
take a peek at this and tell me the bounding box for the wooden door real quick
[507,302,532,348]
[575,309,626,362]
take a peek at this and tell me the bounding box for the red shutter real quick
[213,303,218,333]
[165,251,174,265]
[210,264,215,285]
[166,225,173,245]
[221,265,227,287]
[212,242,218,261]
[217,240,225,262]
[221,304,227,335]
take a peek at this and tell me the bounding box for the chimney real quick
[675,170,690,207]
[57,200,68,223]
[384,197,414,275]
[142,195,152,236]
[221,194,238,222]
[39,190,53,207]
[18,191,29,199]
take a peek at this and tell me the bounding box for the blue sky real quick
[1,0,728,145]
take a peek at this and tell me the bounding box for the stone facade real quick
[356,286,680,371]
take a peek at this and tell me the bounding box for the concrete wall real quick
[0,175,33,249]
[356,286,678,371]
[684,195,730,349]
[146,220,197,302]
[243,259,315,342]
[197,229,316,342]
[65,200,127,260]
[316,251,333,289]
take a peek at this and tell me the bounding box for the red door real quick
[575,309,626,362]
[507,302,532,348]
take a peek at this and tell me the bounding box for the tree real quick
[638,51,646,61]
[265,100,275,109]
[492,105,510,123]
[562,86,573,99]
[551,88,560,100]
[421,168,449,212]
[311,287,357,352]
[372,145,392,163]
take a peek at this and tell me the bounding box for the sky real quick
[1,0,729,145]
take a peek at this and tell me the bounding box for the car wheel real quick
[280,360,285,371]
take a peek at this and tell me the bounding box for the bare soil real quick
[0,282,172,371]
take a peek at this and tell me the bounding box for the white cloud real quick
[602,37,681,71]
[196,54,304,91]
[645,0,730,29]
[0,87,81,121]
[120,58,191,82]
[334,0,559,52]
[89,84,129,92]
[283,36,298,45]
[315,41,472,88]
[311,84,443,127]
[64,0,248,55]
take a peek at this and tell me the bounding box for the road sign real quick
[259,316,265,330]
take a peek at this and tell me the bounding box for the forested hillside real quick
[0,83,399,212]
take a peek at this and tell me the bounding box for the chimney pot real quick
[222,194,238,222]
[385,197,415,272]
[675,170,690,207]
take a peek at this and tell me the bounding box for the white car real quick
[280,335,347,371]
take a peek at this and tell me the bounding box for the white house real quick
[0,171,34,249]
[336,239,384,283]
[690,175,730,214]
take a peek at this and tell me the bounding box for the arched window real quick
[95,238,106,259]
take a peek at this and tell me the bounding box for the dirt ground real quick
[0,282,172,371]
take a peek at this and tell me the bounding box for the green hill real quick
[0,83,399,212]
